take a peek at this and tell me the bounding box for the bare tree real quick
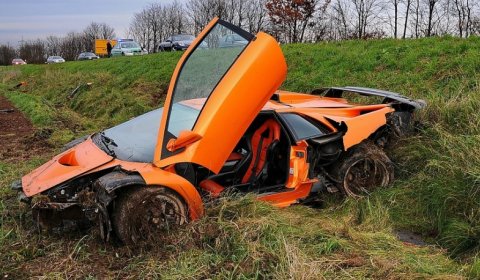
[60,32,87,61]
[411,0,423,38]
[19,39,47,64]
[45,35,62,56]
[0,44,17,65]
[187,0,231,34]
[128,2,187,53]
[351,0,384,39]
[331,0,353,39]
[403,0,413,38]
[389,0,401,38]
[83,22,115,51]
[452,0,472,37]
[128,10,152,51]
[244,0,269,33]
[426,0,440,36]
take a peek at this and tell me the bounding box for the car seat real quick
[242,119,281,184]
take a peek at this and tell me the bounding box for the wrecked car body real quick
[14,18,424,244]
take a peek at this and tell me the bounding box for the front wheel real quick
[112,186,188,245]
[330,142,393,197]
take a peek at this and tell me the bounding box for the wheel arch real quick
[139,168,204,220]
[94,169,204,221]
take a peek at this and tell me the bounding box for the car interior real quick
[190,112,291,197]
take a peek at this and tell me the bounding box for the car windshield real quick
[173,35,194,41]
[121,42,140,48]
[94,103,199,162]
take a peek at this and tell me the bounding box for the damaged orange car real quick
[13,18,424,244]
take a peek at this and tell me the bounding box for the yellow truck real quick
[94,39,117,56]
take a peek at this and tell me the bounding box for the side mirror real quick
[166,130,202,152]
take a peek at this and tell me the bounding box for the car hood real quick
[22,138,113,197]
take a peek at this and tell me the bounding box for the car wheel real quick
[331,141,393,197]
[121,52,125,56]
[112,186,188,245]
[159,46,164,52]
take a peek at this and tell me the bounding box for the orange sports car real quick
[13,18,424,244]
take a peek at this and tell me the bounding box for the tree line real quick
[1,0,479,65]
[0,22,115,65]
[128,0,480,52]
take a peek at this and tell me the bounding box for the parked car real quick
[46,56,65,64]
[11,58,26,65]
[77,52,99,61]
[219,34,249,48]
[159,34,195,51]
[14,18,424,245]
[110,39,145,56]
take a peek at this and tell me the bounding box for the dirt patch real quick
[0,94,52,161]
[394,230,429,246]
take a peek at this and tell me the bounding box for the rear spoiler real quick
[312,86,426,110]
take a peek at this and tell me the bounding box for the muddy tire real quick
[331,141,393,197]
[112,186,187,245]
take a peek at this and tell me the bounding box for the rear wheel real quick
[112,186,187,245]
[331,142,393,197]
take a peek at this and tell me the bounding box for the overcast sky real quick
[0,0,175,46]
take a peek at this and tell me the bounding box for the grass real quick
[1,36,480,278]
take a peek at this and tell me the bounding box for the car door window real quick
[280,113,330,141]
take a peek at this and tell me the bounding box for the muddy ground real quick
[0,94,51,161]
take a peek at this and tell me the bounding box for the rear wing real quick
[312,86,426,110]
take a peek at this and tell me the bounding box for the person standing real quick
[106,41,112,58]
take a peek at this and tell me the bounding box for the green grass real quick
[1,36,480,277]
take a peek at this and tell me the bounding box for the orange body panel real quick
[276,90,350,108]
[22,138,113,196]
[340,107,394,149]
[259,181,314,207]
[199,179,225,198]
[286,141,311,189]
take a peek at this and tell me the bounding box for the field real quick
[1,36,480,278]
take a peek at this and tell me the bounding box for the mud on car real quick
[12,18,424,245]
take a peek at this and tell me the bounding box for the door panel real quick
[154,18,287,174]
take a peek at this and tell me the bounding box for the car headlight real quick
[178,42,185,47]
